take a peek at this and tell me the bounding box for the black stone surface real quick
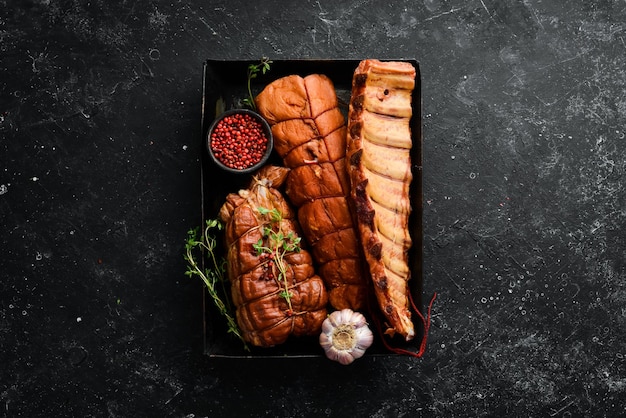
[2,0,625,416]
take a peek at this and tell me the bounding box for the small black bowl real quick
[206,109,274,175]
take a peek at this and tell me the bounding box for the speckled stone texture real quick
[1,0,624,416]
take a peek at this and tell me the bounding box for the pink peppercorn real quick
[210,113,269,170]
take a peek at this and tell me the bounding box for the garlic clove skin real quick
[319,309,374,365]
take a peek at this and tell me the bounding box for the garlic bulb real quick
[319,309,374,365]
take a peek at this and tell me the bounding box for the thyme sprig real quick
[253,206,301,313]
[184,219,248,350]
[242,57,272,110]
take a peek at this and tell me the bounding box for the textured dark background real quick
[2,0,625,416]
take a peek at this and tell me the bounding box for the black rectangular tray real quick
[200,59,423,358]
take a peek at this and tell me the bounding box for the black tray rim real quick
[199,58,424,359]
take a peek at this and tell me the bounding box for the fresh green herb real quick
[252,206,301,314]
[242,57,272,110]
[184,219,248,350]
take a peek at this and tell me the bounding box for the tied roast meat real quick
[218,165,328,347]
[347,59,417,341]
[255,74,368,311]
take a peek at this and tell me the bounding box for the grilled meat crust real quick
[256,74,368,311]
[346,59,416,341]
[218,165,328,347]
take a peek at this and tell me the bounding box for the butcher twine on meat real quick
[218,165,328,347]
[256,74,368,311]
